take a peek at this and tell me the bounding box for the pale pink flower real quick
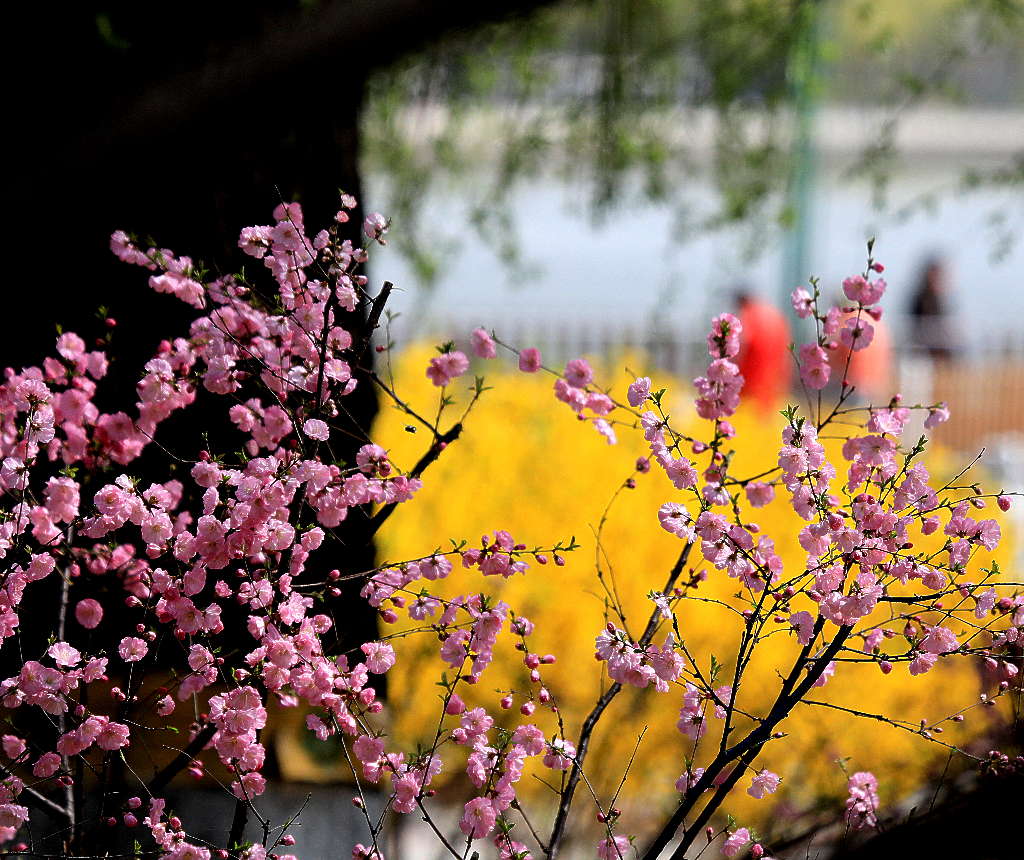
[303,418,330,441]
[798,343,830,390]
[789,611,815,645]
[658,503,694,540]
[722,828,751,857]
[118,637,149,662]
[426,351,469,387]
[75,599,103,630]
[627,377,651,407]
[364,212,389,243]
[33,752,61,777]
[842,275,885,305]
[95,719,131,750]
[747,770,781,799]
[459,797,497,839]
[564,358,593,388]
[360,641,396,674]
[47,642,82,668]
[597,835,630,859]
[909,651,938,676]
[542,738,576,770]
[745,482,775,508]
[839,317,875,351]
[593,418,617,445]
[471,328,497,359]
[707,313,742,358]
[2,735,25,759]
[844,771,879,829]
[791,287,814,318]
[924,403,950,429]
[919,626,958,654]
[519,347,542,372]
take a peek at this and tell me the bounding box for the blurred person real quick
[734,289,792,412]
[909,256,957,360]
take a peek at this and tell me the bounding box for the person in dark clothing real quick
[909,257,956,360]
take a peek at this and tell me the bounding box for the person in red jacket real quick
[734,290,792,412]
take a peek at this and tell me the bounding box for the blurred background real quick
[5,0,1022,857]
[360,0,1024,468]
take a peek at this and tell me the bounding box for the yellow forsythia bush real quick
[373,343,1015,834]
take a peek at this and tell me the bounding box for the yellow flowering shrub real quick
[373,344,1015,833]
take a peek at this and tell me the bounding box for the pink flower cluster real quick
[2,206,1018,860]
[844,771,880,829]
[595,624,684,691]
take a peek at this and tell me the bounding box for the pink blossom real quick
[919,626,958,654]
[627,377,652,407]
[471,328,497,359]
[707,313,742,358]
[747,770,781,799]
[592,418,617,445]
[33,752,61,777]
[722,828,751,857]
[839,317,875,351]
[426,351,469,387]
[95,719,131,751]
[791,287,814,318]
[118,637,149,662]
[459,797,497,840]
[924,403,950,429]
[542,738,576,770]
[597,835,630,859]
[2,736,25,759]
[364,212,389,243]
[360,641,396,674]
[554,378,588,411]
[844,771,879,829]
[745,482,775,507]
[798,343,831,390]
[789,611,815,645]
[564,358,594,388]
[842,275,886,305]
[232,771,267,800]
[303,418,330,441]
[586,391,614,415]
[518,347,542,372]
[909,651,938,676]
[675,767,706,793]
[47,642,82,668]
[663,457,697,489]
[74,599,103,630]
[658,503,694,540]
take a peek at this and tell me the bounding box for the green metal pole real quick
[780,1,823,313]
